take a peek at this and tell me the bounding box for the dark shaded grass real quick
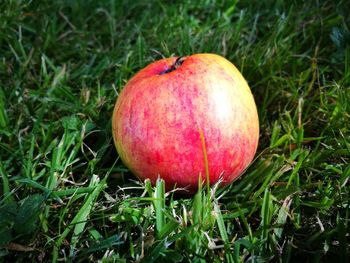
[0,0,349,262]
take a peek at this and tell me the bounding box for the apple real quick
[112,53,259,193]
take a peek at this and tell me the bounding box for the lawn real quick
[0,0,349,262]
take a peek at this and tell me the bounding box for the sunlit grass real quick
[0,0,349,262]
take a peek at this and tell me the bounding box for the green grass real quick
[0,0,349,262]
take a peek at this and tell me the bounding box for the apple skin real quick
[112,53,259,193]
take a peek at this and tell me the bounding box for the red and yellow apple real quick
[112,53,259,192]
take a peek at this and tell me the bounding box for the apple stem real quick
[160,56,185,75]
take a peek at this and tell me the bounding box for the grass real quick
[0,0,349,262]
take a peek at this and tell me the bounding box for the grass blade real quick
[214,201,233,262]
[199,128,210,194]
[52,174,107,262]
[0,160,13,203]
[154,178,165,237]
